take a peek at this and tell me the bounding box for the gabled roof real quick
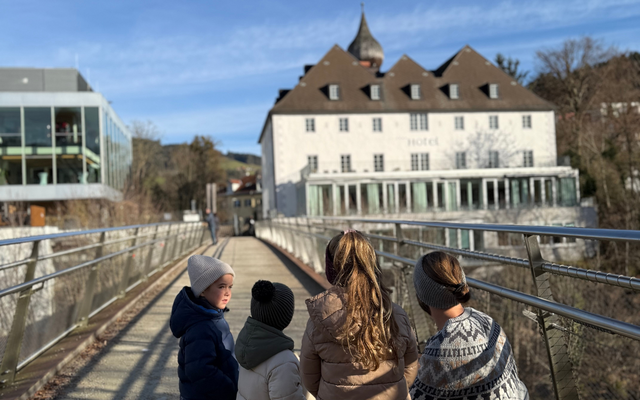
[259,44,555,143]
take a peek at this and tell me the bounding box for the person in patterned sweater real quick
[410,252,529,400]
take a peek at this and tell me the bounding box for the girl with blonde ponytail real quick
[300,230,418,400]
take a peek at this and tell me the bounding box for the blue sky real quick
[1,0,640,156]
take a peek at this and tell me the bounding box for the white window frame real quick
[489,115,499,130]
[410,113,427,131]
[420,153,429,170]
[341,154,351,173]
[329,84,340,100]
[374,154,384,172]
[489,84,499,99]
[456,152,466,169]
[450,84,459,99]
[454,116,464,130]
[419,113,428,130]
[371,85,380,100]
[373,117,382,132]
[411,154,419,171]
[307,155,318,173]
[410,114,418,130]
[339,117,349,132]
[305,118,315,132]
[410,84,421,100]
[523,150,533,167]
[488,151,499,168]
[522,115,532,129]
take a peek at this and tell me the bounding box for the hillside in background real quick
[223,152,261,179]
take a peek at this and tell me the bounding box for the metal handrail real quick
[0,221,209,386]
[308,216,640,242]
[261,219,640,339]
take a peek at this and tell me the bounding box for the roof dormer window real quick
[410,84,421,100]
[370,84,381,100]
[449,84,459,99]
[489,84,499,99]
[329,84,340,100]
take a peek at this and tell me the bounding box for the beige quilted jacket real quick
[300,287,419,400]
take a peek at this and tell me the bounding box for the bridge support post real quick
[142,225,160,279]
[159,225,172,268]
[0,241,40,386]
[118,227,141,297]
[77,233,106,327]
[524,235,580,400]
[171,225,182,261]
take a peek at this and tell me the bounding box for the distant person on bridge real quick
[205,208,218,245]
[300,230,419,400]
[410,252,529,400]
[235,280,306,400]
[170,255,238,400]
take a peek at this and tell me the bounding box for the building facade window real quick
[454,116,464,130]
[329,84,340,100]
[523,115,532,128]
[307,155,318,173]
[305,118,315,132]
[370,84,380,100]
[244,199,251,207]
[489,84,499,99]
[456,152,466,169]
[341,154,351,172]
[489,115,499,130]
[339,117,349,132]
[411,153,429,171]
[523,150,534,167]
[233,199,241,208]
[410,113,428,131]
[373,117,382,132]
[374,154,384,172]
[488,151,499,168]
[450,84,459,99]
[410,84,421,100]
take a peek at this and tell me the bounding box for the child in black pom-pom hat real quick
[235,280,305,400]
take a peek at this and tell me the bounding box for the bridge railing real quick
[0,221,208,387]
[256,217,640,400]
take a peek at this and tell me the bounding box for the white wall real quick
[269,111,556,216]
[260,119,276,218]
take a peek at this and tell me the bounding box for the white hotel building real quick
[259,12,595,254]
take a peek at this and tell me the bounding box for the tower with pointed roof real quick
[257,9,594,247]
[347,4,384,71]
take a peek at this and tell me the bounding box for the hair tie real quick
[452,283,465,294]
[343,229,357,234]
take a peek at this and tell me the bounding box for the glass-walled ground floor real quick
[302,168,580,216]
[0,99,131,199]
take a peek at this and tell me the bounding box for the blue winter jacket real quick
[170,287,239,400]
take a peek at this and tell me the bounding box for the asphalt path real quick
[55,237,324,400]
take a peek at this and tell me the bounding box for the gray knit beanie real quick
[413,254,467,310]
[251,280,295,331]
[188,255,235,297]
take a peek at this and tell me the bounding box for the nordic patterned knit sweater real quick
[410,307,529,400]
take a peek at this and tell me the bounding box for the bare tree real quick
[495,53,529,84]
[450,129,521,169]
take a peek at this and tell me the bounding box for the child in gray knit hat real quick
[410,251,529,400]
[235,280,305,400]
[170,255,238,400]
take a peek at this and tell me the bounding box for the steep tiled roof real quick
[271,45,553,114]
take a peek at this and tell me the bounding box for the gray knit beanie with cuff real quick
[251,280,295,331]
[413,254,467,310]
[188,255,235,297]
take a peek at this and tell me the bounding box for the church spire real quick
[347,4,384,71]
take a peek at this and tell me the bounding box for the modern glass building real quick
[0,68,131,202]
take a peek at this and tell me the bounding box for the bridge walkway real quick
[55,237,324,400]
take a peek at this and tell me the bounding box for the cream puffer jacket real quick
[300,286,419,400]
[236,349,305,400]
[235,317,306,400]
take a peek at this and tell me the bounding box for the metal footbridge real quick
[0,218,638,400]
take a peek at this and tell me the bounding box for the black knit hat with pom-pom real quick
[250,280,295,331]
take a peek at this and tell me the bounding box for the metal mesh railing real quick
[0,221,209,386]
[256,217,640,400]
